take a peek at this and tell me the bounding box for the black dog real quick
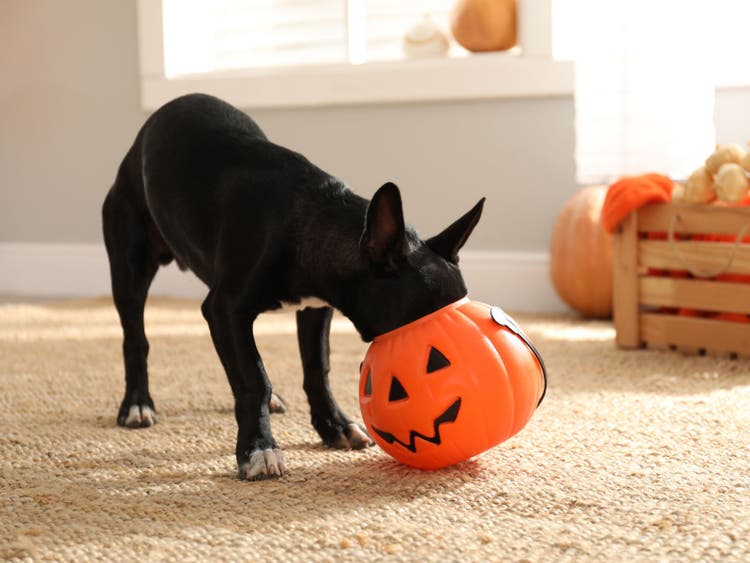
[102,93,484,480]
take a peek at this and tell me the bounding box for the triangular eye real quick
[388,376,408,402]
[364,369,372,396]
[427,346,451,373]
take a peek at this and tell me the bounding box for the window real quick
[162,0,465,77]
[137,0,573,110]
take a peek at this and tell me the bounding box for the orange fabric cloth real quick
[601,173,673,233]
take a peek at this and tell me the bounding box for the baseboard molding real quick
[0,243,567,312]
[459,250,566,312]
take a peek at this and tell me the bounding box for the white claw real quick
[124,405,142,427]
[242,449,286,480]
[124,405,156,427]
[347,423,375,449]
[140,406,157,426]
[268,392,286,413]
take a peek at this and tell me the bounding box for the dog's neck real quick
[289,180,369,308]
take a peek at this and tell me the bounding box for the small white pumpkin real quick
[705,144,746,176]
[715,163,750,203]
[671,182,686,201]
[402,15,450,58]
[683,166,716,203]
[741,150,750,173]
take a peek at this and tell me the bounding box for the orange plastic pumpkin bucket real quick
[359,297,546,469]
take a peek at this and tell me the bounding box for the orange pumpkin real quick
[359,298,546,469]
[549,185,613,318]
[450,0,518,53]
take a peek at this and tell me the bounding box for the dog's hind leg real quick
[102,171,161,428]
[296,306,374,450]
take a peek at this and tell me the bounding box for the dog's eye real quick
[388,376,408,402]
[427,346,450,373]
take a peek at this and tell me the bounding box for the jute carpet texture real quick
[1,298,748,561]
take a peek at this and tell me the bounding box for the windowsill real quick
[139,52,575,111]
[716,81,750,91]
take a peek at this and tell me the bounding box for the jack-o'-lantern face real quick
[365,346,461,453]
[359,298,546,470]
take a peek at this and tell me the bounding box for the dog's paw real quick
[329,422,375,451]
[118,404,157,428]
[268,392,287,414]
[238,448,287,481]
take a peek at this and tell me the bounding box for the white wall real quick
[715,88,750,147]
[0,0,147,244]
[251,98,576,252]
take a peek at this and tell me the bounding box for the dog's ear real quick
[360,182,407,271]
[426,198,485,264]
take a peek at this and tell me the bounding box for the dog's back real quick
[113,93,345,290]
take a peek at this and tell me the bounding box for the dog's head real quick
[347,182,484,341]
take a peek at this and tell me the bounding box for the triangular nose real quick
[388,376,408,402]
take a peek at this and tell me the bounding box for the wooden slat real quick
[639,240,750,277]
[707,349,736,360]
[640,313,750,355]
[613,213,641,348]
[675,346,704,356]
[638,203,750,236]
[639,277,750,314]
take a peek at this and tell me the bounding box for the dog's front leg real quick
[202,291,286,480]
[296,306,374,450]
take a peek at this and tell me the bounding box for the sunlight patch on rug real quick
[533,323,616,342]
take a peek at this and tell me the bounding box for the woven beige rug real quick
[1,297,749,562]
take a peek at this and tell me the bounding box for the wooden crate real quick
[613,202,750,357]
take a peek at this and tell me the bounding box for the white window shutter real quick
[163,0,348,77]
[162,0,464,77]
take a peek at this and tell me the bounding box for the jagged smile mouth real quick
[370,398,461,453]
